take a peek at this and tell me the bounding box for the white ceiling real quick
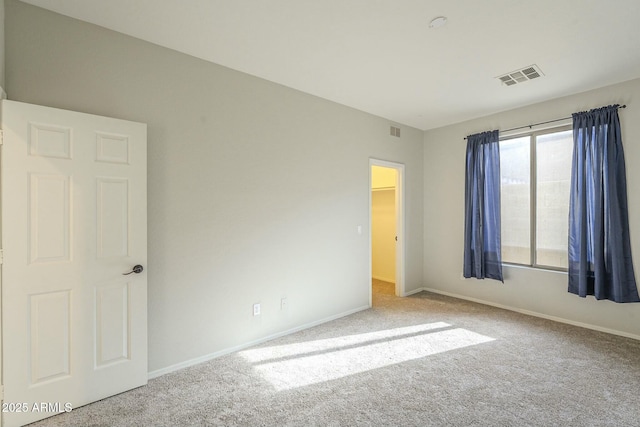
[20,0,640,130]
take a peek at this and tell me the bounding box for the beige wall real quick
[4,0,424,374]
[371,165,397,282]
[423,78,640,338]
[371,189,396,283]
[371,165,396,189]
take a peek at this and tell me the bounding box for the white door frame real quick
[369,158,406,305]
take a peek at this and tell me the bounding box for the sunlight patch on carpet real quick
[239,323,494,391]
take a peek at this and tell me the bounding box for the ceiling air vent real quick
[497,64,544,86]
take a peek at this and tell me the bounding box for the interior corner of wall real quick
[0,86,6,99]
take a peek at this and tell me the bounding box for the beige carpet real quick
[371,278,395,296]
[28,283,640,426]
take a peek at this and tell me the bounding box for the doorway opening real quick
[369,159,405,306]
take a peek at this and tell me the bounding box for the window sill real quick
[502,262,568,275]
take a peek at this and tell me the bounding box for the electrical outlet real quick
[281,297,288,310]
[253,303,261,316]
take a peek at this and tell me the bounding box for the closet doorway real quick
[370,159,405,304]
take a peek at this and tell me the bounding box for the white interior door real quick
[1,100,147,427]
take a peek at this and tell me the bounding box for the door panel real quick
[1,100,147,427]
[97,177,130,258]
[95,282,131,367]
[29,173,72,263]
[28,122,72,159]
[29,290,71,385]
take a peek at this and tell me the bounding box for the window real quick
[500,126,573,269]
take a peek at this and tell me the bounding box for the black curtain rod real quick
[464,104,627,140]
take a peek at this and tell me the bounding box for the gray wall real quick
[424,78,640,338]
[5,0,424,374]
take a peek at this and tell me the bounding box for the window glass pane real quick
[536,130,572,268]
[500,136,530,264]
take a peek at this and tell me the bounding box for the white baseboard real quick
[148,304,370,380]
[419,286,640,341]
[149,288,640,380]
[403,287,425,297]
[372,274,395,283]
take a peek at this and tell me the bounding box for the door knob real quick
[123,265,144,275]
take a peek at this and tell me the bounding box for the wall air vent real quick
[497,64,544,86]
[390,125,401,138]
